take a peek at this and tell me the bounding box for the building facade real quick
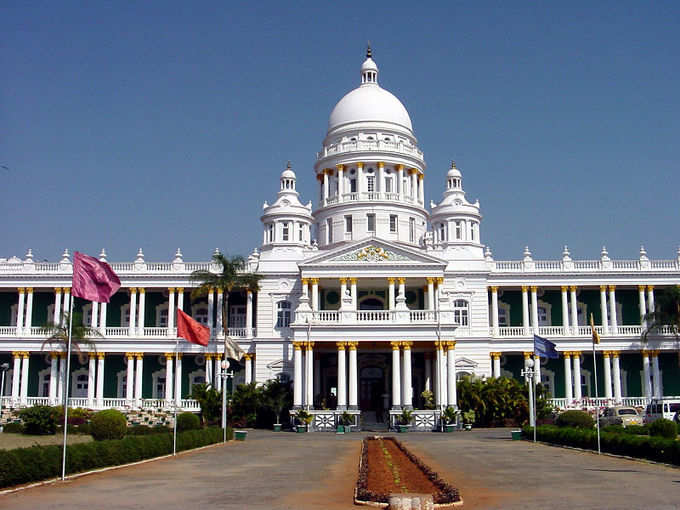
[2,50,679,429]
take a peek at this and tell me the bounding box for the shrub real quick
[649,418,678,439]
[19,406,57,435]
[625,424,649,436]
[127,424,172,435]
[176,412,200,432]
[2,422,24,434]
[90,409,127,441]
[556,410,594,429]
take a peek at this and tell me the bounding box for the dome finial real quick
[286,160,291,169]
[366,41,372,59]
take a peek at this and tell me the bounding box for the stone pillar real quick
[175,354,183,406]
[522,286,530,335]
[16,288,25,334]
[128,288,137,337]
[165,353,174,404]
[214,355,222,391]
[137,288,145,335]
[612,352,622,403]
[391,341,401,409]
[135,353,143,406]
[311,279,319,312]
[435,341,445,408]
[397,277,406,301]
[600,285,609,334]
[647,286,655,313]
[205,353,213,384]
[356,162,364,197]
[642,351,652,399]
[339,278,347,301]
[25,288,34,331]
[638,285,647,328]
[417,173,424,203]
[206,288,214,334]
[530,286,539,334]
[53,288,62,324]
[88,354,96,407]
[388,278,396,310]
[427,278,435,310]
[323,168,330,204]
[62,287,70,323]
[441,349,448,405]
[348,342,358,409]
[561,285,569,335]
[446,342,457,409]
[569,285,578,332]
[336,342,347,409]
[337,164,345,201]
[490,286,499,336]
[20,352,29,405]
[49,353,58,405]
[603,351,613,399]
[91,300,99,330]
[491,352,501,378]
[402,342,413,409]
[177,288,184,315]
[564,352,573,402]
[608,285,618,334]
[572,352,582,401]
[125,353,134,402]
[57,353,65,404]
[396,164,404,200]
[293,342,302,408]
[244,353,253,384]
[409,168,417,201]
[424,352,432,391]
[216,289,224,337]
[377,162,384,196]
[350,278,358,310]
[305,342,314,408]
[99,300,107,336]
[652,351,662,398]
[246,290,254,337]
[533,355,541,386]
[96,353,105,407]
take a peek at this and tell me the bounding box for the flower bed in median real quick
[355,436,461,507]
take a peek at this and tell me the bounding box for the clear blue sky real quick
[2,1,679,263]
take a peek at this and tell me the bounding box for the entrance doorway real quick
[360,366,385,423]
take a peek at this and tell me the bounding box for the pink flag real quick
[71,251,121,303]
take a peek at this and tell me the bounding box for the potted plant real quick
[421,390,435,410]
[337,411,353,433]
[442,406,459,432]
[462,410,475,430]
[295,409,313,433]
[397,409,413,433]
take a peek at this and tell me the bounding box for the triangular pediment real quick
[456,357,478,370]
[299,238,447,268]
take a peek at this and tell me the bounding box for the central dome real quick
[326,48,413,135]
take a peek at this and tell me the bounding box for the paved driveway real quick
[2,429,679,509]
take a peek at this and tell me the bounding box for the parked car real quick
[644,398,680,424]
[600,406,643,427]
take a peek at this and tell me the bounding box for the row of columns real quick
[489,284,656,336]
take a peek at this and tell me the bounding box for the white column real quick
[569,286,578,333]
[564,352,573,402]
[20,353,29,404]
[24,288,34,331]
[57,354,65,403]
[53,288,62,324]
[638,285,647,328]
[572,353,582,401]
[49,353,58,405]
[16,288,25,334]
[490,286,499,336]
[214,355,222,391]
[337,165,345,202]
[356,163,363,198]
[402,342,413,409]
[441,349,448,405]
[608,285,618,334]
[177,287,184,315]
[128,288,137,337]
[62,287,71,323]
[560,286,569,335]
[293,343,302,408]
[350,278,357,310]
[447,342,457,408]
[165,354,174,403]
[491,352,501,378]
[246,290,253,337]
[336,342,347,409]
[244,354,252,384]
[522,286,530,335]
[91,301,99,330]
[125,353,134,401]
[99,301,107,336]
[137,288,145,335]
[206,288,214,334]
[600,285,609,334]
[391,342,401,409]
[409,169,417,201]
[533,355,541,386]
[612,352,622,402]
[339,278,347,301]
[96,353,105,407]
[175,354,183,406]
[396,165,404,200]
[205,354,213,384]
[398,278,406,301]
[168,287,176,334]
[311,279,319,312]
[377,162,384,197]
[11,353,20,403]
[647,286,655,313]
[652,352,661,398]
[305,343,314,407]
[603,351,612,399]
[530,286,539,334]
[435,342,444,408]
[323,169,330,204]
[642,351,652,399]
[424,353,432,391]
[348,342,358,409]
[214,289,223,337]
[135,354,143,405]
[87,355,96,407]
[417,174,424,203]
[427,278,435,310]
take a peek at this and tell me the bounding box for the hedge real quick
[523,425,680,466]
[0,427,233,489]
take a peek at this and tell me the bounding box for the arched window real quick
[276,301,292,328]
[453,299,469,326]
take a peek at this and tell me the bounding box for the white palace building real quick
[2,49,679,430]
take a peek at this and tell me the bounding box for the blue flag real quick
[534,335,559,359]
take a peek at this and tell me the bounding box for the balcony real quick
[491,324,676,338]
[320,191,423,208]
[4,396,201,411]
[316,139,424,161]
[296,309,444,326]
[1,326,256,340]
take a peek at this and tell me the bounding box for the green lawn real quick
[0,432,92,450]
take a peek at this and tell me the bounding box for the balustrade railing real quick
[493,258,679,272]
[0,326,17,336]
[409,310,436,322]
[143,327,169,337]
[105,327,129,337]
[356,310,391,322]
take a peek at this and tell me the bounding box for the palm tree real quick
[41,311,102,364]
[190,253,262,355]
[642,285,680,341]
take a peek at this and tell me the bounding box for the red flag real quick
[72,251,121,303]
[177,309,210,346]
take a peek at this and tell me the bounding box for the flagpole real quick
[61,293,74,480]
[592,339,601,454]
[173,336,179,456]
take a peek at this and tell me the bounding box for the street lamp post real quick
[521,358,536,443]
[0,363,9,433]
[220,360,234,443]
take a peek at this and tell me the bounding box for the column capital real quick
[336,342,346,350]
[396,164,404,171]
[356,162,364,169]
[397,277,406,284]
[600,285,607,291]
[59,352,66,359]
[88,353,97,361]
[54,287,62,293]
[401,341,413,349]
[608,285,616,291]
[426,277,435,284]
[62,287,71,293]
[129,287,137,293]
[17,287,25,294]
[94,352,104,360]
[292,341,303,351]
[135,353,144,360]
[434,340,445,349]
[490,351,501,360]
[347,341,358,350]
[523,351,533,359]
[407,167,418,175]
[335,163,344,171]
[641,349,650,358]
[310,278,320,285]
[638,284,646,291]
[376,161,385,169]
[243,353,251,361]
[562,351,572,358]
[323,168,334,175]
[521,285,528,292]
[26,287,33,294]
[12,351,21,358]
[647,285,654,291]
[306,342,315,350]
[390,341,401,351]
[418,173,424,180]
[176,287,184,293]
[569,285,577,291]
[216,288,223,295]
[436,277,444,285]
[349,277,358,284]
[561,285,568,292]
[611,350,619,358]
[50,351,60,359]
[387,277,396,284]
[205,353,213,361]
[530,285,538,292]
[339,277,347,284]
[603,350,611,358]
[571,351,581,358]
[164,352,174,360]
[138,287,145,294]
[446,341,456,351]
[490,286,498,293]
[301,278,309,285]
[176,353,183,360]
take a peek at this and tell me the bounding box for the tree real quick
[191,383,222,426]
[41,311,102,364]
[642,285,680,341]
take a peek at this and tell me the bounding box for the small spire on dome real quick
[366,42,372,59]
[286,160,291,169]
[451,160,457,169]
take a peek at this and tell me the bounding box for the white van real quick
[644,398,680,423]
